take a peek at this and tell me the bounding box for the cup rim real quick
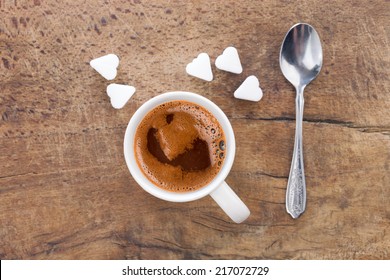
[123,91,235,202]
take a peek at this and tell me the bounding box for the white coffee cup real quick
[124,91,250,223]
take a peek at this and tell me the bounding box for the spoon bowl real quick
[279,23,323,218]
[280,23,323,88]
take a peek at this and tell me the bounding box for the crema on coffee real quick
[134,100,226,192]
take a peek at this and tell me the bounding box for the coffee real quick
[134,100,226,192]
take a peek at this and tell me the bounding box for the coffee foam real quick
[134,100,226,192]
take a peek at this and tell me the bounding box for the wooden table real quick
[1,0,389,260]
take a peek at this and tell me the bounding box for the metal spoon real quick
[279,23,323,218]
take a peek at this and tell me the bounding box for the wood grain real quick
[0,0,389,259]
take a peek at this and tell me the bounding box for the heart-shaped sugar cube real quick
[186,53,213,81]
[90,54,119,80]
[106,83,136,109]
[215,46,243,74]
[234,75,263,102]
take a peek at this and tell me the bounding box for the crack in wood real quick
[153,237,193,251]
[29,235,113,258]
[191,220,225,232]
[255,199,284,205]
[0,171,37,180]
[0,124,128,140]
[231,116,390,135]
[254,171,288,179]
[231,171,288,180]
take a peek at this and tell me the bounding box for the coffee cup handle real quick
[210,181,250,223]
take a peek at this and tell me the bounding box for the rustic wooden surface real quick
[0,0,389,260]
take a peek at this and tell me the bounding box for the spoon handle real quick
[286,86,306,219]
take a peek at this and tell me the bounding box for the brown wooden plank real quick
[0,0,389,259]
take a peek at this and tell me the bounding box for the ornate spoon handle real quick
[286,86,306,218]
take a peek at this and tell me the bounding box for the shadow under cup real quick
[124,91,250,223]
